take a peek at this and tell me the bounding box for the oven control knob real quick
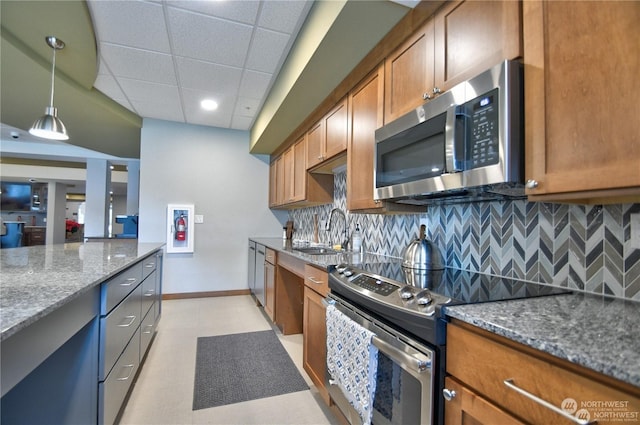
[416,290,433,305]
[336,264,348,274]
[398,286,414,300]
[443,388,457,401]
[375,279,382,285]
[343,269,353,277]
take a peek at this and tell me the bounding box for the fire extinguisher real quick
[175,214,186,241]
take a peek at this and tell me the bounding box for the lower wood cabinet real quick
[302,264,330,404]
[22,226,45,246]
[445,321,640,425]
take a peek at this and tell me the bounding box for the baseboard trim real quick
[162,289,251,300]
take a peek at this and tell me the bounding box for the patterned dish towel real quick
[326,304,379,425]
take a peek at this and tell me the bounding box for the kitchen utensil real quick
[402,224,443,270]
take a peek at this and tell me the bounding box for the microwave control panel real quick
[467,88,500,169]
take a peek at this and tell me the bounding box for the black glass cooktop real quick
[336,260,571,305]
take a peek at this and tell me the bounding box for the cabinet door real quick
[384,19,435,123]
[434,0,522,90]
[524,1,640,201]
[324,97,348,160]
[443,377,524,425]
[303,286,329,404]
[306,120,324,170]
[264,261,275,321]
[292,137,307,202]
[269,160,278,207]
[283,148,295,203]
[348,65,385,211]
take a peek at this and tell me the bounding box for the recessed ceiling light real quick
[201,99,218,111]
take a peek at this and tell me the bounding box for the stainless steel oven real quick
[325,294,435,425]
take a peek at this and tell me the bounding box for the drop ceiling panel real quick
[89,1,170,53]
[246,28,291,74]
[101,44,177,85]
[175,57,242,92]
[234,97,261,118]
[166,0,261,25]
[167,7,253,67]
[259,1,310,33]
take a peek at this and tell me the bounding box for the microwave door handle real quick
[445,105,465,172]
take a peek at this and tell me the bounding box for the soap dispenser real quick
[351,223,363,253]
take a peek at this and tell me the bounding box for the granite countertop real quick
[0,240,164,341]
[444,293,640,389]
[250,237,395,270]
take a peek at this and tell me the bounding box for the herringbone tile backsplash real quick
[289,172,640,300]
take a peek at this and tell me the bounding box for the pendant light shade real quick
[29,36,69,141]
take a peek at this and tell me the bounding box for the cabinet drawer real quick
[304,264,329,297]
[101,262,143,314]
[100,286,141,380]
[141,254,157,280]
[265,248,276,265]
[447,323,640,425]
[141,270,157,318]
[140,306,156,362]
[99,327,140,425]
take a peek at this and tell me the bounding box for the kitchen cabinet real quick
[22,226,45,246]
[348,65,424,213]
[523,1,640,203]
[445,321,640,425]
[433,0,521,91]
[444,377,524,425]
[268,159,283,208]
[384,19,435,123]
[306,97,348,170]
[302,264,330,404]
[264,248,276,321]
[384,0,522,124]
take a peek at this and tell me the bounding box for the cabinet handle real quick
[117,315,137,327]
[503,379,596,425]
[307,277,324,285]
[142,324,154,334]
[144,262,155,268]
[442,388,457,401]
[422,92,431,100]
[525,179,539,189]
[433,87,441,95]
[144,290,155,297]
[120,277,137,287]
[116,364,135,381]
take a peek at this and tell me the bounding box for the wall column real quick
[45,182,66,244]
[126,161,140,215]
[84,159,111,238]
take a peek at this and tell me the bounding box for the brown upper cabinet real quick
[384,0,522,124]
[524,0,640,203]
[306,97,348,170]
[434,0,522,91]
[347,65,424,214]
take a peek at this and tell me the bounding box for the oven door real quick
[326,296,435,425]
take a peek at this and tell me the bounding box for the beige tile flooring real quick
[119,296,337,424]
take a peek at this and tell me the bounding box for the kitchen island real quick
[0,239,164,424]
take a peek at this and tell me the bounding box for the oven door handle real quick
[372,336,431,374]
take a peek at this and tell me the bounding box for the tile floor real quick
[119,296,337,424]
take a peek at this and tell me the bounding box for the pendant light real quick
[29,36,69,141]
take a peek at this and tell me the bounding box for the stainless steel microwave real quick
[374,60,524,204]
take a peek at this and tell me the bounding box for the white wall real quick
[138,119,287,295]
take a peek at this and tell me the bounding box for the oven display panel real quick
[350,274,398,296]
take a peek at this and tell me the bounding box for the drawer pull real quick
[116,364,135,381]
[503,379,596,425]
[144,262,155,268]
[117,315,137,327]
[307,277,324,285]
[120,277,137,286]
[144,290,155,297]
[142,325,154,335]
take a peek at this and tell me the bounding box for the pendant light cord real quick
[49,44,56,108]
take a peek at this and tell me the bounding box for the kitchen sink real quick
[293,246,340,255]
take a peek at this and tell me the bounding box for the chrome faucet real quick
[326,208,349,250]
